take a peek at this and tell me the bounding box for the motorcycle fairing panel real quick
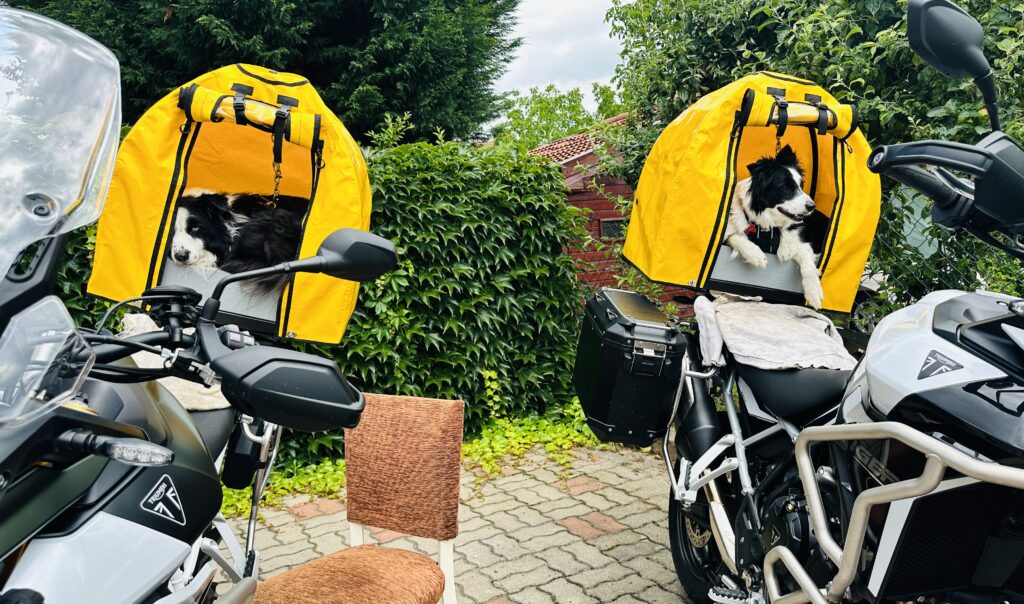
[88,64,372,344]
[622,72,881,312]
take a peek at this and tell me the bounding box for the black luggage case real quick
[573,288,687,445]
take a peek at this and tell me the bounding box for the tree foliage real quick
[491,83,624,152]
[604,0,1024,305]
[11,0,520,141]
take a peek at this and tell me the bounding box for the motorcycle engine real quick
[759,490,833,586]
[761,490,813,559]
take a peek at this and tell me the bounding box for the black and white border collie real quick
[169,189,309,293]
[724,145,826,309]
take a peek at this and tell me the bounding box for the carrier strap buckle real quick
[271,105,290,165]
[271,105,290,202]
[814,102,830,136]
[773,96,789,141]
[233,94,248,126]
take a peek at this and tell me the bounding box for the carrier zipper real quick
[278,117,324,338]
[807,127,819,200]
[696,119,744,287]
[818,138,847,274]
[147,120,201,289]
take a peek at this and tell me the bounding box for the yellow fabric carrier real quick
[89,64,372,343]
[622,73,881,312]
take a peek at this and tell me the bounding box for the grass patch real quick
[221,458,346,518]
[462,402,607,478]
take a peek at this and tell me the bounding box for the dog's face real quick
[169,194,234,268]
[745,145,816,226]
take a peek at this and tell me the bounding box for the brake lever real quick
[933,166,975,197]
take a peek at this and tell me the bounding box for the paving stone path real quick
[236,446,689,603]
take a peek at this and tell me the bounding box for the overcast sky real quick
[495,0,622,111]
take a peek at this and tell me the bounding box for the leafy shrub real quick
[221,458,347,517]
[57,227,114,327]
[11,0,520,142]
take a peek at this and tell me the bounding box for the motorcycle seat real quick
[189,407,236,457]
[736,364,850,423]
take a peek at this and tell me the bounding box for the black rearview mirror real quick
[908,0,988,80]
[908,0,1000,131]
[203,228,397,318]
[314,228,398,282]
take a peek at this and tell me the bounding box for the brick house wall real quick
[530,127,630,291]
[530,122,691,306]
[566,173,632,290]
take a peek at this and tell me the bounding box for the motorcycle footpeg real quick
[709,587,755,604]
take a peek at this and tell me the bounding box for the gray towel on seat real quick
[709,298,856,371]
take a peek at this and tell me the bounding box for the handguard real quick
[870,132,1024,229]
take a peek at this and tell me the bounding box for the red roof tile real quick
[529,132,598,163]
[528,113,627,164]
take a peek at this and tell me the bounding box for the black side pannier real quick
[573,288,686,445]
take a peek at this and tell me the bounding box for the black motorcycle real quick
[0,10,397,603]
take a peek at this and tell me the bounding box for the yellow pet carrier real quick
[88,64,372,343]
[622,72,881,312]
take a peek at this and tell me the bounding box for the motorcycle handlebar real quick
[92,331,196,364]
[868,139,995,177]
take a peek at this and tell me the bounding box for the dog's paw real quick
[740,247,768,269]
[804,278,825,309]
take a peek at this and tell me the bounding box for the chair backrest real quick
[344,394,464,541]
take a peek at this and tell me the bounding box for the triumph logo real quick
[141,474,186,526]
[918,350,963,380]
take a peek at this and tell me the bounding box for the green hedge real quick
[311,141,586,433]
[56,141,587,455]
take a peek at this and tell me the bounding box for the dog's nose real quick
[804,201,816,213]
[173,249,191,263]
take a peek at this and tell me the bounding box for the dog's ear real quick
[207,195,230,213]
[747,156,771,176]
[776,144,798,167]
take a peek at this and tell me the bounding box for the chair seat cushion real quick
[254,545,445,604]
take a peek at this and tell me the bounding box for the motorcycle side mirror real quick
[200,228,396,321]
[300,228,398,282]
[907,0,1000,131]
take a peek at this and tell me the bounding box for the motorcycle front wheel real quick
[668,473,728,604]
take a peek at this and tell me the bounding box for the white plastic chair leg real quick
[348,521,364,547]
[438,539,457,604]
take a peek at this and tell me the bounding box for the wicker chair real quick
[254,394,464,604]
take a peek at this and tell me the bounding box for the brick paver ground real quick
[236,446,688,603]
